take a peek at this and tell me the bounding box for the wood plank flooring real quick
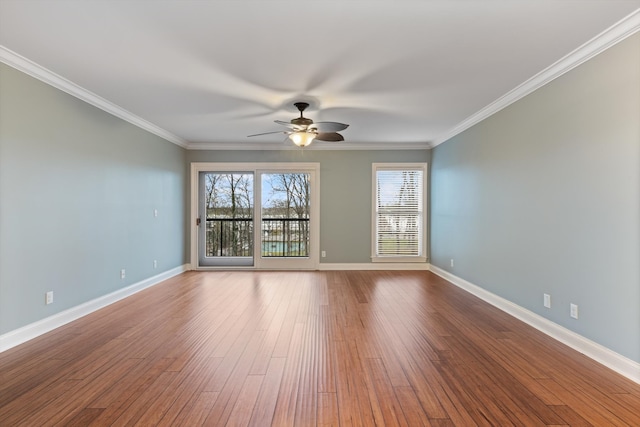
[1,270,639,426]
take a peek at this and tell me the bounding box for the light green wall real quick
[0,60,428,337]
[0,64,188,334]
[430,34,640,362]
[186,150,430,263]
[6,30,636,368]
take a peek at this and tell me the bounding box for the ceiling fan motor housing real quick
[291,117,313,127]
[292,102,313,127]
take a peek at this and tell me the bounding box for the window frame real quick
[371,163,428,263]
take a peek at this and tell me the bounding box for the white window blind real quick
[374,166,424,258]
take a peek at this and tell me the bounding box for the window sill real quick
[371,256,427,263]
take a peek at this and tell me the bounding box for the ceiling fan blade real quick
[315,132,344,142]
[308,122,349,132]
[247,131,286,137]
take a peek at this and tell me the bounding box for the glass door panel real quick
[198,172,254,266]
[260,173,310,258]
[256,170,317,269]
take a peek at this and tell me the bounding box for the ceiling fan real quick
[248,102,349,147]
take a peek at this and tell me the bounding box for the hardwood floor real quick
[1,270,639,426]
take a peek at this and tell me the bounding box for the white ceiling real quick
[1,1,639,150]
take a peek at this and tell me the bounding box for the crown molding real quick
[0,45,189,148]
[432,8,640,148]
[0,45,429,152]
[6,7,637,152]
[186,141,431,151]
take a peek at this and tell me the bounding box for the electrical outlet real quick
[450,259,454,267]
[120,269,126,279]
[154,209,158,218]
[321,251,326,258]
[153,260,158,269]
[570,303,578,319]
[45,291,53,305]
[543,293,551,308]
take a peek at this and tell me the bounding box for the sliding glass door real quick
[193,163,319,269]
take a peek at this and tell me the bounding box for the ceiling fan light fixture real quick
[248,101,347,146]
[289,131,316,147]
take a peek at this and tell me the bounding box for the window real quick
[372,163,427,263]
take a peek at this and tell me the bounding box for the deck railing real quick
[205,218,309,257]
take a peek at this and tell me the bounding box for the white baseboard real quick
[319,262,431,271]
[0,264,188,353]
[429,265,640,385]
[6,263,637,385]
[186,263,429,271]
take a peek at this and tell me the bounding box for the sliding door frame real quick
[190,162,320,270]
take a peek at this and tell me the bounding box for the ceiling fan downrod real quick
[291,102,313,127]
